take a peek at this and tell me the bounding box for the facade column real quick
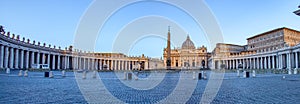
[31,52,35,68]
[47,54,50,66]
[118,60,120,70]
[9,48,14,68]
[41,53,45,64]
[20,50,24,69]
[264,56,267,69]
[249,58,252,69]
[0,45,4,68]
[278,54,282,69]
[4,46,8,68]
[288,53,292,70]
[14,49,19,68]
[272,55,275,69]
[232,60,235,69]
[57,55,61,69]
[52,55,56,70]
[36,52,40,64]
[25,51,29,69]
[296,52,299,69]
[83,58,86,69]
[67,56,70,69]
[99,59,102,70]
[268,56,271,69]
[260,57,263,69]
[253,58,256,69]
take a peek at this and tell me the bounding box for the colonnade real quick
[0,31,149,70]
[214,49,300,70]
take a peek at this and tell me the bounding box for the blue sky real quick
[0,0,299,58]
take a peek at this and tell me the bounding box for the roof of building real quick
[247,27,300,40]
[182,35,195,49]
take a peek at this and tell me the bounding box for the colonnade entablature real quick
[0,26,151,70]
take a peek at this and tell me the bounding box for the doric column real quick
[253,57,256,69]
[57,55,61,69]
[118,60,120,70]
[95,59,98,70]
[278,55,281,69]
[0,45,4,68]
[47,54,50,66]
[280,55,282,69]
[31,52,35,68]
[87,58,90,70]
[233,60,235,69]
[272,55,275,69]
[99,59,102,70]
[4,46,8,68]
[264,57,267,69]
[25,51,29,69]
[9,48,14,68]
[288,53,292,70]
[268,56,271,69]
[249,58,252,69]
[296,52,299,69]
[66,56,69,69]
[36,52,40,64]
[260,57,263,69]
[83,58,86,69]
[14,49,19,68]
[52,55,56,70]
[41,53,45,64]
[20,50,24,69]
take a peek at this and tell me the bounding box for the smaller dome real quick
[182,35,195,49]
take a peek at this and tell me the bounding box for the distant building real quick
[163,31,210,69]
[210,27,300,71]
[247,27,300,53]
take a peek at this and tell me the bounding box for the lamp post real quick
[294,5,300,16]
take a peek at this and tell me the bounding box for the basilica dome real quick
[182,35,195,49]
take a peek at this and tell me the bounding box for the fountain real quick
[252,70,256,77]
[192,71,196,80]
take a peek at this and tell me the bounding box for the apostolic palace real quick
[1,25,300,72]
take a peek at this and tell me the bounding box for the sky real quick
[0,0,299,58]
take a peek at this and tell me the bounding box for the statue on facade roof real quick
[0,25,5,35]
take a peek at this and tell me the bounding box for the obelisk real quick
[166,26,171,70]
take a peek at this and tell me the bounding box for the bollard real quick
[6,68,10,74]
[193,71,196,80]
[282,75,286,79]
[128,73,132,80]
[49,71,54,78]
[288,69,292,75]
[134,75,138,80]
[198,73,202,80]
[243,71,246,78]
[252,70,256,77]
[62,70,66,77]
[44,72,49,77]
[82,71,86,79]
[18,70,23,76]
[124,72,127,80]
[92,70,96,78]
[237,70,240,77]
[246,71,250,78]
[294,68,298,74]
[24,70,28,77]
[203,71,207,80]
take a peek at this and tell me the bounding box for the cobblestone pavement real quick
[0,70,299,104]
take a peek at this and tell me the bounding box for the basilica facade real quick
[163,29,210,69]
